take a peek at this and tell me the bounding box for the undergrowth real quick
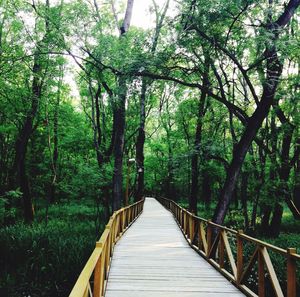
[0,201,105,297]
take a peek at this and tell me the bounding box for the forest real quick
[0,0,300,296]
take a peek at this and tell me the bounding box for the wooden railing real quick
[157,197,299,297]
[69,199,145,297]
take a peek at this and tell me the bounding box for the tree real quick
[112,0,135,210]
[135,0,169,201]
[12,0,53,222]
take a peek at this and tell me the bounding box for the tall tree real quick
[13,0,52,222]
[112,0,135,210]
[189,56,209,214]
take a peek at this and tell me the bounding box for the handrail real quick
[157,197,299,297]
[69,199,145,297]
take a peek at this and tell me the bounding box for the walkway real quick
[105,198,245,297]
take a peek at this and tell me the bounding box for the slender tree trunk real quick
[261,207,272,234]
[269,203,283,237]
[202,171,211,207]
[275,107,300,219]
[261,112,278,233]
[294,157,300,210]
[112,0,135,210]
[88,80,112,218]
[14,54,42,223]
[250,146,266,230]
[166,129,174,198]
[13,0,52,223]
[135,1,169,201]
[267,121,292,233]
[112,75,127,210]
[135,80,146,201]
[189,64,209,214]
[241,171,249,230]
[50,70,62,204]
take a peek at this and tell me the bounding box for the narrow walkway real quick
[105,198,245,297]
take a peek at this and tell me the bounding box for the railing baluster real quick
[258,246,265,297]
[237,230,243,284]
[93,242,102,297]
[83,283,89,297]
[198,220,202,251]
[287,248,297,297]
[219,231,225,269]
[190,216,194,243]
[207,222,212,258]
[122,210,125,232]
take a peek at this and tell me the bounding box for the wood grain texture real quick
[104,198,245,297]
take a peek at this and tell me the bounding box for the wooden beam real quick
[287,248,297,297]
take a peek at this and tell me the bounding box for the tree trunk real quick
[294,157,300,210]
[250,146,266,231]
[261,111,278,233]
[241,171,249,230]
[15,139,34,223]
[166,134,174,199]
[213,43,283,225]
[50,69,62,204]
[274,106,300,219]
[269,203,283,237]
[189,64,209,214]
[13,0,52,222]
[210,0,300,225]
[112,75,127,211]
[261,206,272,234]
[202,171,211,207]
[14,54,42,223]
[135,1,169,201]
[135,80,146,201]
[112,0,135,211]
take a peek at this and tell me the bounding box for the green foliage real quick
[0,190,23,225]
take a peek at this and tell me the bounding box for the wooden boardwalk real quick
[105,198,245,297]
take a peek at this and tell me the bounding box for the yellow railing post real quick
[189,215,194,242]
[180,208,183,226]
[236,230,243,284]
[93,242,102,297]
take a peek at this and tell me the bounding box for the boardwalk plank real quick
[104,198,245,297]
